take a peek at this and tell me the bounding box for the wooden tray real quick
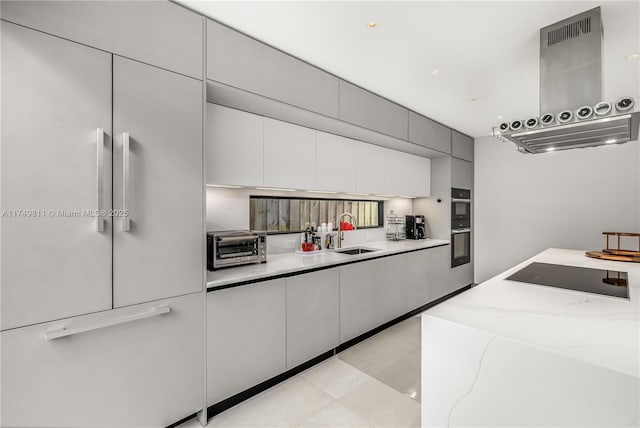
[585,251,640,263]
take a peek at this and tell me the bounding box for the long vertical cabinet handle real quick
[96,128,105,232]
[122,132,131,232]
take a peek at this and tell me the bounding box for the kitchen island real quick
[422,248,640,427]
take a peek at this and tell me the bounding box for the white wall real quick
[474,136,640,283]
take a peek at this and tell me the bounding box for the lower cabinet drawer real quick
[1,292,204,428]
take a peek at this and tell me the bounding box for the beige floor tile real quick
[373,348,421,402]
[297,401,372,428]
[208,377,334,428]
[381,316,421,349]
[338,319,419,377]
[302,357,371,399]
[338,377,421,428]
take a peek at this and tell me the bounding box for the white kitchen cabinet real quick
[113,56,203,307]
[339,260,379,342]
[451,262,474,291]
[0,293,204,428]
[452,130,474,162]
[286,269,340,368]
[0,0,203,79]
[451,157,473,190]
[387,150,431,197]
[429,244,452,301]
[316,132,356,192]
[377,254,409,324]
[207,104,264,187]
[207,280,286,405]
[263,118,317,190]
[339,80,409,140]
[409,111,452,154]
[207,20,339,118]
[407,250,430,311]
[1,22,112,330]
[355,142,389,195]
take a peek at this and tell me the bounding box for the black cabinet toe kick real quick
[166,283,471,428]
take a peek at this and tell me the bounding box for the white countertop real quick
[422,248,640,427]
[207,238,449,289]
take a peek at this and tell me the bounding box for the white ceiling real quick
[179,1,640,138]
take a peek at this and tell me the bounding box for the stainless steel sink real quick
[334,247,379,255]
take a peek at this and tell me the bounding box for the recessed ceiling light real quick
[546,147,555,152]
[470,98,478,102]
[625,53,639,60]
[606,139,616,144]
[497,115,503,119]
[432,69,440,76]
[367,21,377,29]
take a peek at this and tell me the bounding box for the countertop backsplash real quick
[206,186,417,254]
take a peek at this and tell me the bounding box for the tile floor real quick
[179,316,421,428]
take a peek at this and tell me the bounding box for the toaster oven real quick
[207,230,267,270]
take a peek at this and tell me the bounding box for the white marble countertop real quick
[207,238,449,289]
[422,248,640,427]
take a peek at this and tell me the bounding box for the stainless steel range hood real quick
[493,7,640,154]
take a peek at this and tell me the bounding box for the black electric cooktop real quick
[505,262,629,299]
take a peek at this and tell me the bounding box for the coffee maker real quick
[406,215,426,240]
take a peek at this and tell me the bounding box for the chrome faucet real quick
[337,212,358,249]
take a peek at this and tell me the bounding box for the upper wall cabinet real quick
[451,157,473,190]
[263,118,317,190]
[408,112,451,154]
[386,150,431,197]
[207,20,339,118]
[316,133,356,193]
[207,104,264,187]
[339,80,409,140]
[0,1,203,79]
[452,130,474,162]
[355,142,389,195]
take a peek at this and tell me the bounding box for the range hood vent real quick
[547,16,591,46]
[493,7,640,154]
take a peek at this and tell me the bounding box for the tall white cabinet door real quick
[316,132,356,192]
[286,269,340,368]
[0,22,112,330]
[355,142,388,194]
[1,293,204,428]
[206,104,264,187]
[263,118,316,190]
[113,56,203,307]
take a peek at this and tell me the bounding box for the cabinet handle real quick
[451,228,472,234]
[96,128,105,232]
[44,305,171,340]
[122,132,131,232]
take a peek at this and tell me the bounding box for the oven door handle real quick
[451,198,471,203]
[217,235,261,242]
[451,228,471,234]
